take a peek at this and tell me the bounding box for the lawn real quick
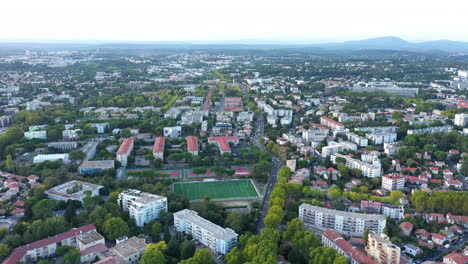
[173,180,259,200]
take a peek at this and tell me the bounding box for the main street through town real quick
[252,115,281,232]
[240,83,283,232]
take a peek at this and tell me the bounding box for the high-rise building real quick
[331,153,381,178]
[454,113,468,127]
[299,204,386,236]
[382,173,405,191]
[366,231,401,264]
[174,209,238,254]
[118,190,167,227]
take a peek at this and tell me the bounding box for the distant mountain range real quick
[313,36,468,52]
[2,36,468,52]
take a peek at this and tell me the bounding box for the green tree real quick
[151,221,162,242]
[140,242,167,264]
[264,213,282,229]
[62,248,80,264]
[224,211,243,234]
[5,154,14,172]
[32,199,56,220]
[180,240,196,260]
[56,245,72,256]
[104,217,129,240]
[68,150,86,161]
[192,248,215,264]
[0,244,10,261]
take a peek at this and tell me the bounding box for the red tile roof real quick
[187,136,198,152]
[208,136,239,152]
[4,224,96,264]
[320,116,344,127]
[399,222,413,231]
[80,243,108,256]
[153,137,165,153]
[443,252,468,264]
[116,138,133,155]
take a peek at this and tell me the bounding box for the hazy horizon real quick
[2,0,468,43]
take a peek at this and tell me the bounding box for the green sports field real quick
[173,180,259,200]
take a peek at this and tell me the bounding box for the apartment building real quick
[208,136,239,155]
[366,132,397,145]
[3,224,97,264]
[45,180,103,202]
[320,116,345,131]
[302,127,329,144]
[24,130,47,140]
[299,204,386,236]
[407,126,452,135]
[0,115,12,127]
[186,136,199,156]
[79,160,115,175]
[382,204,404,220]
[153,137,165,160]
[224,97,243,112]
[174,209,238,254]
[322,229,376,264]
[346,132,369,147]
[33,153,70,164]
[116,138,134,167]
[382,173,405,191]
[46,141,78,150]
[454,113,468,127]
[321,141,357,157]
[62,129,80,141]
[111,236,147,264]
[383,143,400,156]
[366,232,401,264]
[163,126,182,138]
[331,153,382,178]
[118,189,167,227]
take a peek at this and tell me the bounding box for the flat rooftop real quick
[175,209,238,241]
[45,180,103,200]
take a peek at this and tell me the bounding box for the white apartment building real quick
[174,209,238,254]
[163,126,182,138]
[384,142,400,156]
[33,153,70,164]
[382,204,404,220]
[299,204,386,236]
[366,132,397,145]
[45,180,103,201]
[382,173,405,191]
[303,128,329,143]
[454,113,468,127]
[118,190,168,227]
[407,126,452,135]
[321,141,357,157]
[24,130,47,140]
[320,116,345,131]
[346,132,368,147]
[366,231,401,264]
[331,153,381,178]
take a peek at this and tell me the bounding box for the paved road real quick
[252,115,282,232]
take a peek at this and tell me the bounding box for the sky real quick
[2,0,468,43]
